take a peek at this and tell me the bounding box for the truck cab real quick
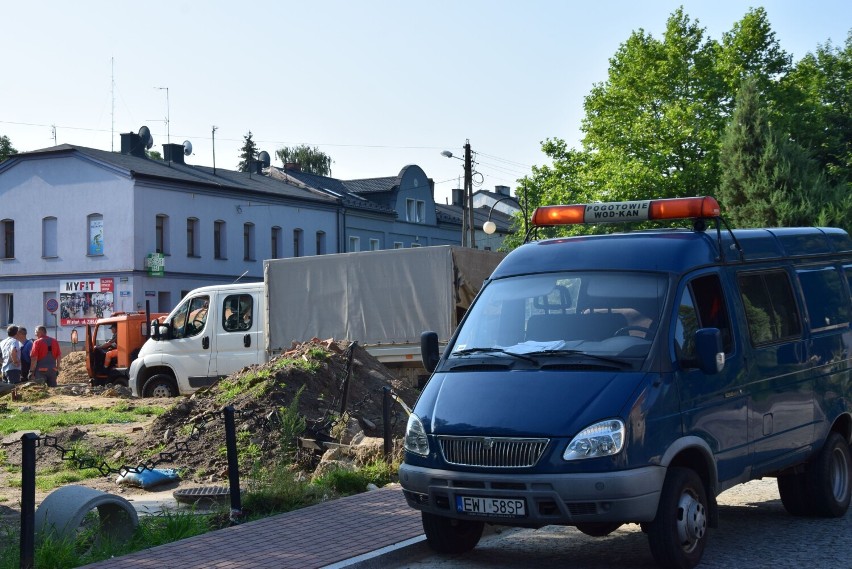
[129,283,265,397]
[400,196,852,568]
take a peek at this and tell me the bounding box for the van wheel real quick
[143,375,178,398]
[777,472,814,516]
[422,512,483,554]
[647,467,708,569]
[807,432,851,517]
[576,522,622,537]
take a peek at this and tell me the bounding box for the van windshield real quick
[450,271,668,363]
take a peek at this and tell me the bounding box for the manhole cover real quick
[173,486,232,505]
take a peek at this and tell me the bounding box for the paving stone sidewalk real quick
[81,485,422,569]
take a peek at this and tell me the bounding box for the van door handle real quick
[202,336,209,350]
[244,334,251,348]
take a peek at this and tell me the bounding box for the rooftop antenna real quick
[233,270,248,284]
[155,87,170,147]
[212,125,218,175]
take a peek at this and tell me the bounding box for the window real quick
[316,231,326,255]
[738,270,802,345]
[394,242,403,249]
[293,229,303,258]
[223,294,253,332]
[243,223,255,261]
[410,242,421,248]
[271,226,282,259]
[417,200,425,223]
[349,236,360,252]
[797,267,850,331]
[87,214,104,255]
[214,220,226,259]
[369,238,380,251]
[155,214,169,255]
[0,220,14,259]
[406,199,415,222]
[675,274,734,359]
[42,217,58,258]
[186,218,199,257]
[171,295,209,339]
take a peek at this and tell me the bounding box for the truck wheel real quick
[143,375,178,398]
[777,472,814,516]
[807,432,851,517]
[575,522,622,537]
[422,512,483,554]
[647,467,708,569]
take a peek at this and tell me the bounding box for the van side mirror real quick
[695,328,724,374]
[421,331,440,373]
[150,320,160,340]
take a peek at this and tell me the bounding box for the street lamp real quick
[483,195,522,235]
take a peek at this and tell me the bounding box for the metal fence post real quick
[382,387,391,463]
[223,406,242,522]
[20,432,38,569]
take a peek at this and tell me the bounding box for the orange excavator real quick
[85,310,166,387]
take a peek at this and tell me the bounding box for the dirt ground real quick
[0,340,420,518]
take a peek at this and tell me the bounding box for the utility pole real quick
[464,140,475,248]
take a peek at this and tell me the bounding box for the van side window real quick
[738,271,802,345]
[675,274,733,359]
[223,294,253,332]
[797,267,850,331]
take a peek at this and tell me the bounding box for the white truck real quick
[128,246,503,397]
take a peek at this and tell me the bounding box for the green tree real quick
[580,8,726,201]
[718,76,848,229]
[275,144,333,177]
[146,149,163,161]
[780,32,851,191]
[237,131,258,172]
[0,134,18,162]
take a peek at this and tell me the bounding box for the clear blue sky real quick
[1,1,848,204]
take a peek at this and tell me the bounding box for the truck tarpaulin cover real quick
[264,246,504,349]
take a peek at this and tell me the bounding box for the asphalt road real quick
[380,478,851,569]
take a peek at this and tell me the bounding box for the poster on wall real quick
[59,278,114,325]
[89,218,104,255]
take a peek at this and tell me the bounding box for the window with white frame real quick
[349,236,360,252]
[156,214,169,255]
[316,231,326,255]
[243,222,255,261]
[394,242,403,249]
[42,217,57,258]
[1,220,13,259]
[187,217,199,257]
[293,228,303,257]
[214,220,226,259]
[416,200,425,223]
[369,238,379,251]
[406,199,416,222]
[271,226,282,259]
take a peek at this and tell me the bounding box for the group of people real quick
[0,325,62,387]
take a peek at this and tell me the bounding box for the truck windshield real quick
[450,271,667,361]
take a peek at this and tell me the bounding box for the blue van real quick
[399,196,852,569]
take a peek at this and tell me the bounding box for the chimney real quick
[495,185,510,197]
[120,132,147,158]
[254,160,264,175]
[163,143,186,165]
[284,162,301,172]
[452,188,465,207]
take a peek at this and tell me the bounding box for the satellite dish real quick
[138,125,154,150]
[183,140,193,156]
[258,151,271,168]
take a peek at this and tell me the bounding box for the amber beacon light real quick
[531,196,721,227]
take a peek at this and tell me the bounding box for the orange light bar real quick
[531,196,720,227]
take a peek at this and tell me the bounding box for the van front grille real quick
[438,436,549,468]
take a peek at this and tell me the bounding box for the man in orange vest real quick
[29,325,62,387]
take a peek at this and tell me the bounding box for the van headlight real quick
[404,414,430,456]
[563,419,625,460]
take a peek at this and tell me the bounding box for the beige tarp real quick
[264,246,504,350]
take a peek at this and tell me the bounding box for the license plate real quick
[456,495,526,518]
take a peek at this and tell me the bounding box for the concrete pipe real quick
[35,485,139,546]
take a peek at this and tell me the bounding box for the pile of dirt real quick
[109,339,417,483]
[57,350,91,384]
